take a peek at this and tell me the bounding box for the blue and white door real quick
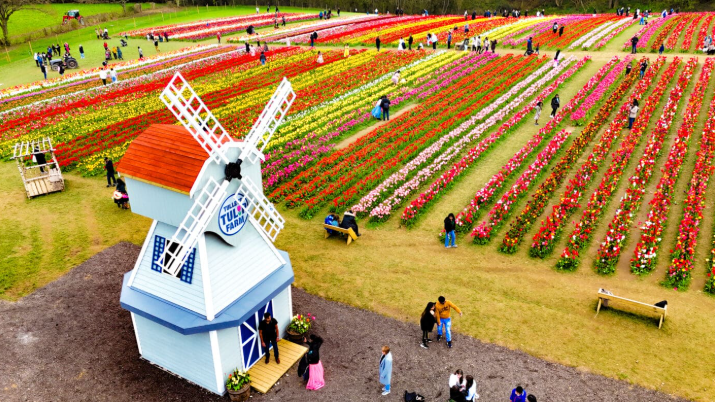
[239,300,273,369]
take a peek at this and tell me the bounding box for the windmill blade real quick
[160,71,233,165]
[157,177,230,276]
[232,176,285,241]
[240,77,296,164]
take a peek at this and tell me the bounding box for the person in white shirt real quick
[448,369,466,390]
[99,68,108,85]
[465,375,479,401]
[628,99,639,129]
[110,68,117,83]
[398,37,405,50]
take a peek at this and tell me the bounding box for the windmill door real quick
[239,300,274,369]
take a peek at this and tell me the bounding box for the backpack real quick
[404,390,425,402]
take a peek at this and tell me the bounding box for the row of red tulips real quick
[499,58,655,254]
[530,57,675,260]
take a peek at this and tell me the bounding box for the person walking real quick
[491,39,497,53]
[40,62,47,80]
[435,296,462,348]
[380,95,390,121]
[526,36,533,55]
[138,46,144,59]
[534,101,542,126]
[625,62,632,75]
[444,213,456,248]
[419,302,438,348]
[639,59,648,78]
[379,346,393,396]
[408,34,414,50]
[510,386,527,402]
[104,157,116,186]
[304,334,325,390]
[112,46,118,59]
[552,22,558,34]
[659,42,665,54]
[558,25,565,37]
[630,35,639,54]
[447,31,452,49]
[110,68,117,83]
[344,43,350,58]
[99,68,108,85]
[431,33,437,49]
[258,312,280,364]
[154,39,160,52]
[628,99,639,129]
[376,36,381,51]
[260,51,267,66]
[117,46,123,60]
[216,32,221,43]
[476,36,482,53]
[550,94,560,118]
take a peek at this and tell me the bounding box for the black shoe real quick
[448,341,453,348]
[436,335,442,342]
[427,338,433,343]
[265,356,270,364]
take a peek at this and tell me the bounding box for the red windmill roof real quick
[118,124,231,194]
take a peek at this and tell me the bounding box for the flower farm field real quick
[5,11,715,402]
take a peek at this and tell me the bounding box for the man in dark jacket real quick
[380,95,390,121]
[550,94,560,118]
[631,35,639,54]
[339,210,360,236]
[104,157,116,187]
[33,147,47,173]
[376,36,381,51]
[258,312,280,364]
[559,25,564,37]
[444,213,456,248]
[408,35,414,50]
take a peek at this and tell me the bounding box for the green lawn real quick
[8,3,138,39]
[0,5,326,90]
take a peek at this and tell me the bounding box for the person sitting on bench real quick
[324,213,340,234]
[339,210,360,236]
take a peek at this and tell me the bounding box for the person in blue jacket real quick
[379,345,393,396]
[510,385,527,402]
[324,213,339,234]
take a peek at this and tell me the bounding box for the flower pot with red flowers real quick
[285,313,314,344]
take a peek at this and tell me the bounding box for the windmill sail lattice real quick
[232,176,285,242]
[154,72,293,276]
[159,72,233,166]
[240,77,296,163]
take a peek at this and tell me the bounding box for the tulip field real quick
[6,10,715,400]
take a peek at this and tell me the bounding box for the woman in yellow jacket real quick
[435,296,462,348]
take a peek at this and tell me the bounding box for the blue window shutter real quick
[151,235,166,272]
[152,235,194,284]
[179,249,196,284]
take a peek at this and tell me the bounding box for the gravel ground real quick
[0,243,686,402]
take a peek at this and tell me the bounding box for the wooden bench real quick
[323,224,358,245]
[596,289,667,329]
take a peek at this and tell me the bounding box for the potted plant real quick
[285,313,314,343]
[225,369,250,402]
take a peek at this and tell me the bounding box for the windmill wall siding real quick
[216,327,243,375]
[272,286,292,338]
[131,221,207,317]
[206,223,283,314]
[124,177,193,227]
[133,314,219,393]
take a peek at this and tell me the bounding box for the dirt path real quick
[0,243,686,402]
[335,103,420,150]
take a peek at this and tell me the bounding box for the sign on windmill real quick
[118,72,305,395]
[11,137,65,198]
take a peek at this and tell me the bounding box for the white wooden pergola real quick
[11,138,65,198]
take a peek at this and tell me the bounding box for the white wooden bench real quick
[596,289,667,329]
[323,224,358,245]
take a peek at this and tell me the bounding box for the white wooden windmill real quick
[119,72,299,395]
